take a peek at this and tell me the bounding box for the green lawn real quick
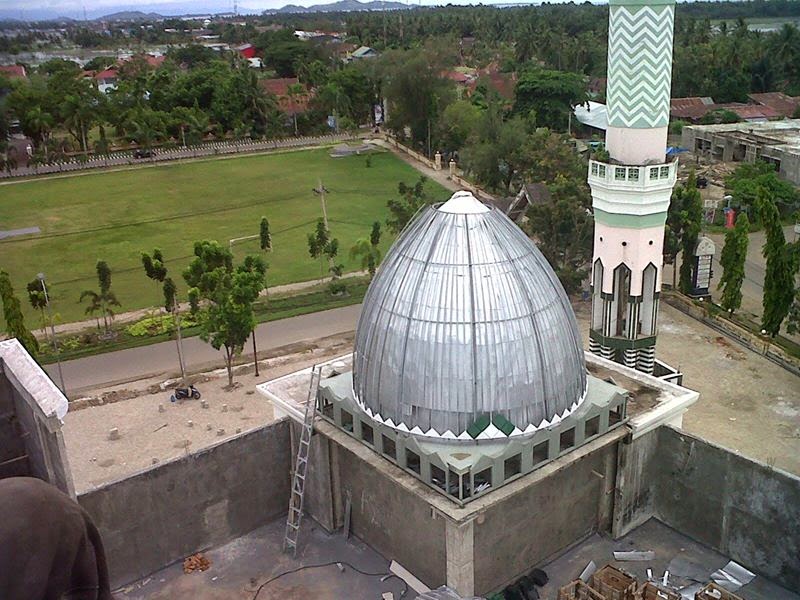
[0,149,447,325]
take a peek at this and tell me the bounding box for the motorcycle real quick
[170,385,201,402]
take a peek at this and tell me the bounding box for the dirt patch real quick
[63,333,354,493]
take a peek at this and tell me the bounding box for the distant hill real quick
[98,11,165,21]
[267,0,412,15]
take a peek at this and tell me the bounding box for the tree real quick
[0,271,38,358]
[260,217,272,251]
[183,241,267,387]
[787,287,800,335]
[439,100,481,153]
[513,68,588,131]
[350,222,383,279]
[460,105,528,193]
[718,213,749,314]
[286,82,305,136]
[663,193,684,290]
[726,161,799,218]
[141,249,168,284]
[162,275,187,381]
[672,174,704,294]
[26,278,50,338]
[142,248,169,328]
[381,48,455,152]
[759,191,800,336]
[21,106,54,163]
[80,260,121,335]
[525,175,593,294]
[386,177,431,234]
[307,219,331,277]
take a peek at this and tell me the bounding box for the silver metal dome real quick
[353,191,587,439]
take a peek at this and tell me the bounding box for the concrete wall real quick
[0,366,74,496]
[473,439,618,595]
[305,426,448,589]
[612,428,659,537]
[0,372,30,479]
[335,440,448,587]
[654,426,800,591]
[79,419,291,588]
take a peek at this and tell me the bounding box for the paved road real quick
[665,225,798,334]
[46,304,362,394]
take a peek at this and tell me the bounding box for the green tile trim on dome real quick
[465,413,517,438]
[607,2,675,129]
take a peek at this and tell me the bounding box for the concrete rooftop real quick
[115,517,409,600]
[540,518,800,600]
[685,118,800,152]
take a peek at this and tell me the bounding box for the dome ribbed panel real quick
[353,203,586,437]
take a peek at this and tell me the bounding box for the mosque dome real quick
[352,191,587,439]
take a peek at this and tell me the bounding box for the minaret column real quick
[588,0,677,374]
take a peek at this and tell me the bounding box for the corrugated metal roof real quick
[353,191,587,438]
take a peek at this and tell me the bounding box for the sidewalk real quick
[34,270,368,339]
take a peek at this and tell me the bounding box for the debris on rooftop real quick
[614,551,656,562]
[557,561,756,600]
[182,552,211,574]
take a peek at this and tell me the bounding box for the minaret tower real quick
[587,0,677,374]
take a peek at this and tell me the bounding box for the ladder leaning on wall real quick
[283,364,322,556]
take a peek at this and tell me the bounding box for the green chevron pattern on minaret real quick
[607,3,675,128]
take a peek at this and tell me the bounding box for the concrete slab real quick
[0,226,40,239]
[538,518,799,600]
[115,517,409,600]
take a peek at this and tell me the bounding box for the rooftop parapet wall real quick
[78,420,291,589]
[654,426,800,592]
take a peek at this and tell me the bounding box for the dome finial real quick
[438,191,490,214]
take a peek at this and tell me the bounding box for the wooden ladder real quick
[283,365,321,556]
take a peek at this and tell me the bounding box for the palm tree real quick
[349,238,381,278]
[61,93,94,153]
[23,106,54,163]
[287,83,305,136]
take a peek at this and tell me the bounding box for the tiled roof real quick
[0,64,26,79]
[748,92,800,118]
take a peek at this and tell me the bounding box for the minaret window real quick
[591,260,604,331]
[615,167,626,181]
[628,168,639,181]
[613,264,632,337]
[649,167,659,180]
[660,166,670,179]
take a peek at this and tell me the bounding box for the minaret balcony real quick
[588,159,677,216]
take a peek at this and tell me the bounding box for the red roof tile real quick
[94,68,118,80]
[748,92,800,118]
[0,65,26,79]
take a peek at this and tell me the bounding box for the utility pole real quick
[313,179,330,232]
[312,180,334,272]
[37,273,65,393]
[172,297,187,383]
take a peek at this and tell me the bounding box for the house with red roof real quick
[236,44,256,59]
[748,92,800,119]
[0,65,27,80]
[94,68,118,94]
[259,77,313,115]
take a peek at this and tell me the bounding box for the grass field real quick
[0,148,447,325]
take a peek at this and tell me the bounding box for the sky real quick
[0,0,555,22]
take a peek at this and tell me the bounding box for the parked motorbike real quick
[170,385,201,402]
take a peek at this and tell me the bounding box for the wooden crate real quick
[637,582,681,600]
[557,580,607,600]
[590,565,637,600]
[695,582,744,600]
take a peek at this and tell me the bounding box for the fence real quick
[0,133,354,179]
